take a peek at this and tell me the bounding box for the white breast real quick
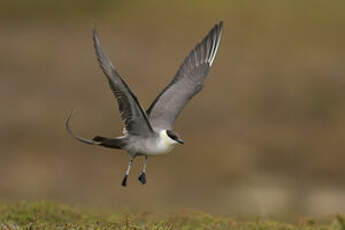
[146,130,177,155]
[151,130,177,155]
[127,130,176,156]
[124,130,178,156]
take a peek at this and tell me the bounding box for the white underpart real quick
[144,130,178,155]
[160,129,178,145]
[124,130,178,156]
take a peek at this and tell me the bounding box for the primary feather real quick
[147,21,223,130]
[93,29,154,136]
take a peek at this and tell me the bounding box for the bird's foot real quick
[138,172,146,184]
[121,175,128,187]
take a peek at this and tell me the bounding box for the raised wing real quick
[147,21,223,130]
[93,29,153,136]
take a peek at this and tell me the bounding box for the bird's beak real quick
[177,139,184,145]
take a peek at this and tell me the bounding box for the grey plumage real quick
[66,22,223,186]
[93,29,154,136]
[147,22,223,130]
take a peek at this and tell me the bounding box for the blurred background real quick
[1,0,345,219]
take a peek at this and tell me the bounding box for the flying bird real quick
[66,22,223,186]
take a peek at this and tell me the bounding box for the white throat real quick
[160,130,178,146]
[133,130,177,156]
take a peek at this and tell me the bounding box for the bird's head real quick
[164,130,184,145]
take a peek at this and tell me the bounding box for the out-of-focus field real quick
[1,0,345,218]
[1,201,345,230]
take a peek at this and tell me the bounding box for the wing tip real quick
[208,21,223,66]
[219,20,224,29]
[92,23,97,34]
[92,27,100,51]
[91,27,117,77]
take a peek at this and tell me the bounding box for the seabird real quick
[66,21,223,186]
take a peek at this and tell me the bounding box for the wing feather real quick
[147,22,223,130]
[93,29,153,136]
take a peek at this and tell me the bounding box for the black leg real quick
[121,175,128,187]
[138,172,146,184]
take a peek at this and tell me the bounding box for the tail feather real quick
[92,136,107,142]
[92,136,126,149]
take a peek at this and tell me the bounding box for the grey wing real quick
[147,21,223,130]
[93,29,153,136]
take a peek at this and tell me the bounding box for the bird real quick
[66,21,223,187]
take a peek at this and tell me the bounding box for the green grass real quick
[0,201,344,230]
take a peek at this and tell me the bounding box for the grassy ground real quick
[0,201,344,230]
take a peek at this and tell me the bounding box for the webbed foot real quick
[138,172,146,184]
[121,175,128,187]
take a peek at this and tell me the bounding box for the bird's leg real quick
[122,157,134,187]
[138,155,148,184]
